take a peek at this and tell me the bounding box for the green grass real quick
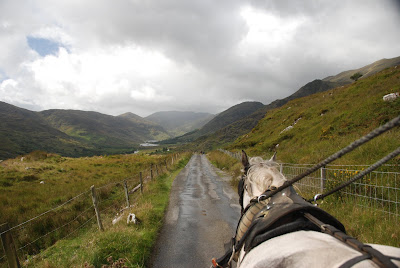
[0,151,190,267]
[29,156,190,267]
[228,66,400,166]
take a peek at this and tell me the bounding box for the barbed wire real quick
[61,214,96,240]
[17,204,94,252]
[0,190,91,236]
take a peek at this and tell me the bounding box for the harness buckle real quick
[257,194,267,203]
[313,194,322,206]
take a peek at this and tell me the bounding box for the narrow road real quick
[151,154,241,268]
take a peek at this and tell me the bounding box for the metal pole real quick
[320,166,326,191]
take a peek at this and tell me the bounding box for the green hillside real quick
[228,66,400,165]
[117,112,171,140]
[145,111,214,137]
[0,102,90,159]
[162,101,265,145]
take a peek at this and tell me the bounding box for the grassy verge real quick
[206,151,242,188]
[319,197,400,247]
[29,154,190,267]
[206,150,399,247]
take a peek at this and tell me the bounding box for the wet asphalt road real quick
[151,154,241,268]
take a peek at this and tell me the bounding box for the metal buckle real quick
[257,194,267,203]
[313,194,322,206]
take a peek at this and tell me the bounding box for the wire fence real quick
[282,163,400,218]
[0,153,182,267]
[218,149,400,219]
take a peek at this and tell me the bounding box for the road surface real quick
[151,154,241,268]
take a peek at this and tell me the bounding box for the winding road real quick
[151,154,241,268]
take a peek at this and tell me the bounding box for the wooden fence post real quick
[320,166,326,191]
[150,164,153,180]
[90,186,104,231]
[0,223,20,268]
[155,164,159,176]
[123,180,130,208]
[140,172,143,194]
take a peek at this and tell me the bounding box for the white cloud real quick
[0,0,399,116]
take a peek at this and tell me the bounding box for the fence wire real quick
[281,163,400,218]
[218,149,400,218]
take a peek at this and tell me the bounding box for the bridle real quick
[237,164,275,215]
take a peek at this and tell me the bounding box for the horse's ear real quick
[242,150,250,169]
[270,152,277,162]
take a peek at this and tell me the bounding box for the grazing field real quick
[206,150,400,247]
[0,151,191,267]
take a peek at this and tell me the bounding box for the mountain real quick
[197,101,265,136]
[264,56,400,112]
[161,101,265,145]
[228,65,400,164]
[39,109,165,148]
[145,111,214,137]
[323,56,400,84]
[117,112,170,140]
[188,106,268,150]
[0,104,173,159]
[178,56,400,151]
[0,102,89,159]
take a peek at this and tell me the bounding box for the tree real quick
[350,72,363,81]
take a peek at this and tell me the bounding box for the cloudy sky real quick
[1,0,399,117]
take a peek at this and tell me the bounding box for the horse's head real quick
[238,150,287,211]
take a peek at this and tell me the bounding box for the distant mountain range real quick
[0,105,173,159]
[145,111,214,137]
[1,56,398,159]
[160,101,265,144]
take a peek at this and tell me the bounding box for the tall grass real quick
[0,151,190,266]
[207,151,242,187]
[29,155,190,267]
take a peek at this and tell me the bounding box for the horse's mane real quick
[247,157,286,194]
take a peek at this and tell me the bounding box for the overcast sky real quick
[1,0,399,117]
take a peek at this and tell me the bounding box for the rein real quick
[212,115,400,268]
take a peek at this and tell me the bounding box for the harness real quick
[212,175,398,268]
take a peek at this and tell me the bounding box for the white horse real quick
[213,151,400,268]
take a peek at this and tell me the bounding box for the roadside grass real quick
[206,152,400,247]
[26,155,190,267]
[0,151,190,267]
[320,197,400,247]
[207,151,242,188]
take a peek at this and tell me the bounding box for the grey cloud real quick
[1,0,400,117]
